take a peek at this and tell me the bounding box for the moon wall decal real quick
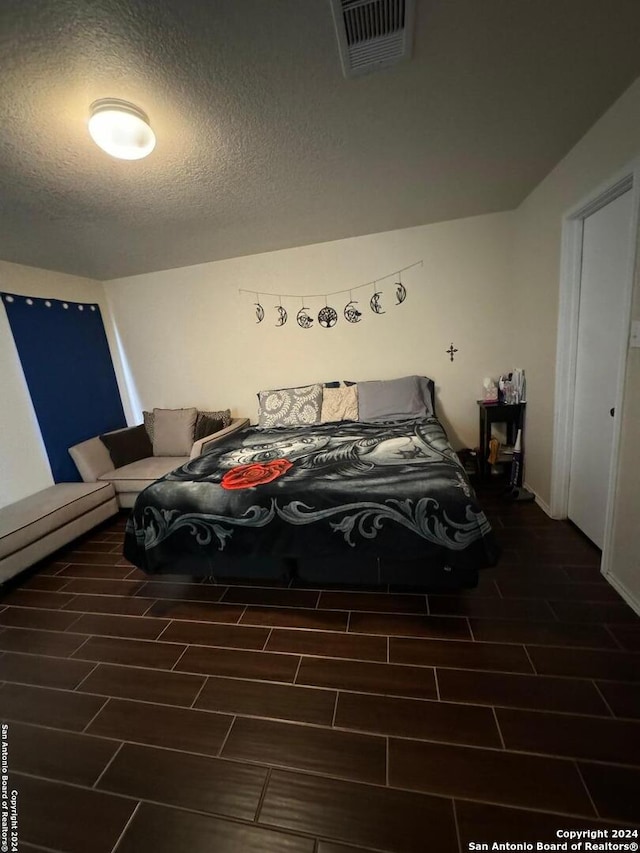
[344,301,362,323]
[296,307,314,329]
[395,282,407,305]
[275,305,288,327]
[318,306,338,328]
[255,303,264,323]
[370,291,385,314]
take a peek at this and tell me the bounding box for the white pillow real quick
[320,386,359,423]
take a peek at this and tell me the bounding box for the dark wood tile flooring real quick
[1,487,639,852]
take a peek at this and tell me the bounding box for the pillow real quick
[418,376,436,417]
[258,384,323,428]
[143,410,155,442]
[320,386,359,423]
[358,375,431,422]
[197,408,232,429]
[99,425,153,469]
[194,415,224,441]
[152,407,198,456]
[144,407,231,443]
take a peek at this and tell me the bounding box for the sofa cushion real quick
[98,457,187,493]
[194,415,224,441]
[198,409,232,430]
[145,408,232,443]
[152,408,197,456]
[100,424,153,469]
[0,483,115,560]
[143,410,155,442]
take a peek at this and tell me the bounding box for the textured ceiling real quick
[1,0,640,280]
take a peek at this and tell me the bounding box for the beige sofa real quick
[0,482,118,584]
[69,418,249,508]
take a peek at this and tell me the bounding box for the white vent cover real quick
[330,0,415,78]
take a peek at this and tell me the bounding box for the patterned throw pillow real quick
[320,386,359,423]
[258,384,323,428]
[197,409,232,430]
[194,416,224,441]
[143,410,155,442]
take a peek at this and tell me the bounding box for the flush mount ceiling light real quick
[88,98,156,160]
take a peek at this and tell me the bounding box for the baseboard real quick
[523,482,554,519]
[602,570,640,617]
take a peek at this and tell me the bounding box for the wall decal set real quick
[240,261,421,329]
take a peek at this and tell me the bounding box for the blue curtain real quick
[2,293,126,482]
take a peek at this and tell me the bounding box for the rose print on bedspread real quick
[221,459,293,490]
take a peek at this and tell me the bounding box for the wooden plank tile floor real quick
[1,485,639,852]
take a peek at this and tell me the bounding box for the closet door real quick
[568,189,632,548]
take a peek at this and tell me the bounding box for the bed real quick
[123,392,499,589]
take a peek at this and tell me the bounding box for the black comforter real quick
[123,418,499,580]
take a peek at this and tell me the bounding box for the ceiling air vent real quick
[330,0,415,78]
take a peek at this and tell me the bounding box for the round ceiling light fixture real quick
[88,98,156,160]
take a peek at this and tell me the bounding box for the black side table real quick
[477,401,526,480]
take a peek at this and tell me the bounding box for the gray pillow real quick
[258,384,323,428]
[358,375,432,422]
[418,377,435,417]
[152,407,198,456]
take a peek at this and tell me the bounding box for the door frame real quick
[551,160,640,576]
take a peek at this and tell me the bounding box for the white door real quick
[568,189,633,548]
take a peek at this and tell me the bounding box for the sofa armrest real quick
[69,426,139,482]
[190,418,250,459]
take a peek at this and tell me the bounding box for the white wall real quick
[105,211,516,450]
[513,76,640,506]
[0,260,129,509]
